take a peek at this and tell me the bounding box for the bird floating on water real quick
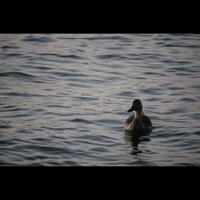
[124,99,152,136]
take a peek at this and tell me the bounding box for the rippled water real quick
[0,34,200,166]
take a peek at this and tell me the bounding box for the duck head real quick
[127,99,143,113]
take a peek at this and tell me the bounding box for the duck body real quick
[124,113,152,133]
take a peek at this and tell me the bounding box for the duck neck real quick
[134,110,142,119]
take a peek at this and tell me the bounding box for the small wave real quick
[87,35,125,40]
[0,92,43,97]
[1,45,19,49]
[53,71,88,77]
[140,53,158,59]
[194,131,200,136]
[0,124,13,129]
[42,126,70,131]
[96,54,127,60]
[162,58,180,64]
[179,97,197,102]
[118,91,132,96]
[2,53,24,58]
[72,96,97,101]
[68,82,93,88]
[166,86,184,90]
[57,35,125,41]
[165,108,188,115]
[0,107,29,112]
[165,67,197,73]
[163,43,200,48]
[22,35,55,43]
[147,97,160,101]
[143,72,167,77]
[19,63,52,71]
[70,118,93,124]
[46,104,66,108]
[140,87,165,95]
[20,144,69,154]
[37,53,83,59]
[96,119,119,124]
[0,71,38,79]
[177,61,191,65]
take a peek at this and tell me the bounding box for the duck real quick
[124,99,152,136]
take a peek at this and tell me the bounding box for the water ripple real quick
[22,35,55,43]
[0,71,39,79]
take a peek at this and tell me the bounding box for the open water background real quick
[0,34,200,166]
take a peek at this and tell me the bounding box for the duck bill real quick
[127,106,134,112]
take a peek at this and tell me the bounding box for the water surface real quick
[0,34,200,166]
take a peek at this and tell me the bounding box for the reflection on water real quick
[124,132,141,155]
[0,34,200,166]
[124,130,151,155]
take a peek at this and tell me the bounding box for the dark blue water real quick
[0,34,200,166]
